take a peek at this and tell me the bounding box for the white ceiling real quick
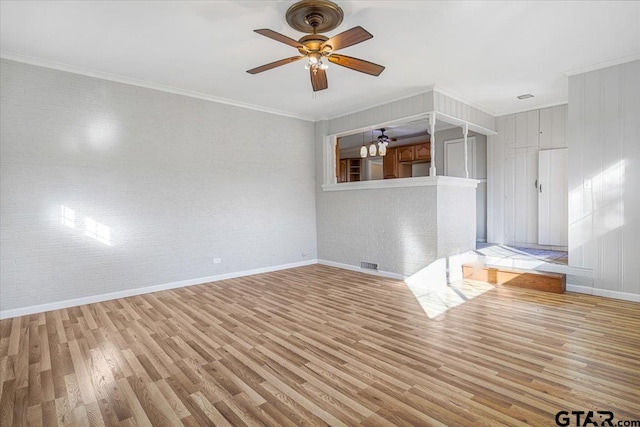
[1,1,639,121]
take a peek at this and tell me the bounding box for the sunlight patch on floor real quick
[402,252,495,319]
[412,279,494,319]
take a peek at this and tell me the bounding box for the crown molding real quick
[0,51,315,122]
[563,53,640,77]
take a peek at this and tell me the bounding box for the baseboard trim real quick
[566,284,640,302]
[566,284,593,295]
[317,259,406,280]
[0,259,318,320]
[4,259,634,319]
[592,288,640,302]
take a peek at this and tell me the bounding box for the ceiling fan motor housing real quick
[297,34,329,56]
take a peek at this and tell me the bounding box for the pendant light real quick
[368,142,377,156]
[360,132,367,158]
[366,129,376,156]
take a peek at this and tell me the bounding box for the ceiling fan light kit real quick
[360,129,390,158]
[247,0,385,92]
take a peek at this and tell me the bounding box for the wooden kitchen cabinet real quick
[359,138,433,180]
[383,148,398,178]
[398,141,431,162]
[414,142,431,161]
[397,145,414,162]
[384,148,411,179]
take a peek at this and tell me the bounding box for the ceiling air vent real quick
[360,261,378,270]
[517,94,534,100]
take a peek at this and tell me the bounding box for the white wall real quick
[434,128,487,241]
[568,60,640,297]
[315,117,477,277]
[315,181,476,277]
[0,59,317,313]
[412,162,430,177]
[437,185,477,257]
[316,185,439,275]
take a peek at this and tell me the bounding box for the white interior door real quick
[538,148,568,246]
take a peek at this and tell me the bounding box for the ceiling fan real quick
[247,0,385,92]
[377,128,395,144]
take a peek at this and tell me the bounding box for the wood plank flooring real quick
[1,264,639,426]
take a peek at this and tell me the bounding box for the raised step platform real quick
[462,263,566,294]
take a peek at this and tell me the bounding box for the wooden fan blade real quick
[310,68,328,92]
[321,26,372,52]
[247,56,304,74]
[327,54,385,76]
[254,29,303,49]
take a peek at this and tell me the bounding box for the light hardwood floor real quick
[1,264,639,426]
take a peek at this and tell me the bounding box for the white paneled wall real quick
[432,90,496,133]
[327,89,496,136]
[539,105,567,150]
[568,60,640,297]
[488,104,568,247]
[327,91,434,136]
[538,148,568,246]
[0,59,317,314]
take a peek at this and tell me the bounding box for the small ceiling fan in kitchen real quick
[360,128,396,158]
[246,0,385,91]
